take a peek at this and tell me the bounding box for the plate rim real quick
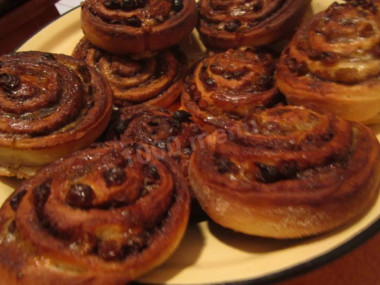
[133,219,380,285]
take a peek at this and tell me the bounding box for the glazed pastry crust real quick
[181,47,281,132]
[104,104,202,179]
[276,0,380,124]
[81,0,197,54]
[197,0,310,49]
[73,38,186,107]
[0,141,190,284]
[0,51,113,178]
[189,106,380,238]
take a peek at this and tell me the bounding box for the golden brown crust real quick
[0,51,113,178]
[276,0,380,124]
[0,141,190,284]
[181,47,281,132]
[189,105,380,238]
[197,0,310,49]
[81,0,197,54]
[73,38,186,107]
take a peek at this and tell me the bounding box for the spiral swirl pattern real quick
[276,0,380,124]
[189,105,380,238]
[181,48,281,131]
[81,0,197,54]
[73,38,186,107]
[0,141,190,284]
[197,0,310,49]
[0,51,113,178]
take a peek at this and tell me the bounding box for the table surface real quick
[0,2,379,285]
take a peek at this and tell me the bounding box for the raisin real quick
[121,0,136,9]
[148,120,159,127]
[0,73,20,92]
[286,58,308,76]
[77,64,91,83]
[66,183,94,208]
[204,77,217,90]
[103,167,127,186]
[125,15,142,27]
[172,0,183,12]
[256,161,298,183]
[224,19,241,32]
[10,190,27,211]
[253,0,263,12]
[183,146,193,155]
[144,164,160,181]
[115,120,128,135]
[214,156,238,174]
[33,182,51,217]
[172,110,191,123]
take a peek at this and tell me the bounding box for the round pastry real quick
[81,0,197,55]
[73,38,186,107]
[0,141,190,284]
[0,51,113,178]
[197,0,310,49]
[189,105,380,238]
[181,47,281,132]
[104,104,202,178]
[276,0,380,124]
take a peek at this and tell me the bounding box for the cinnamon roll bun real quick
[0,51,113,178]
[197,0,310,49]
[0,141,190,284]
[276,0,380,124]
[189,105,380,238]
[181,47,281,132]
[81,0,197,54]
[73,38,186,107]
[104,104,202,179]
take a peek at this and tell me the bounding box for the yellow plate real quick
[1,1,378,284]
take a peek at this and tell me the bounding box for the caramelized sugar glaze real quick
[104,104,202,179]
[0,141,190,284]
[81,0,197,54]
[182,47,282,132]
[197,0,310,49]
[277,0,380,124]
[189,106,380,238]
[0,51,113,178]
